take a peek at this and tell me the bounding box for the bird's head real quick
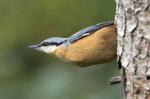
[29,37,67,54]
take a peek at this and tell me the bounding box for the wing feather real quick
[68,21,114,43]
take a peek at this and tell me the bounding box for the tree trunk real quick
[115,0,150,99]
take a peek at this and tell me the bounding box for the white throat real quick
[38,46,58,53]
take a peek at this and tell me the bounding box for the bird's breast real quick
[55,25,117,67]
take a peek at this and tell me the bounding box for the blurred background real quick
[0,0,121,99]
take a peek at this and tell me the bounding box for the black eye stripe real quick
[42,42,50,46]
[49,42,60,45]
[41,41,66,46]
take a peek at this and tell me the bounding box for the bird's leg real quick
[108,76,121,85]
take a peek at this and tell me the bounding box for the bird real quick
[29,21,117,67]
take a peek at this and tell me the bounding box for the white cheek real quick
[38,46,57,53]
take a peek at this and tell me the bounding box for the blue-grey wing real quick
[68,21,114,43]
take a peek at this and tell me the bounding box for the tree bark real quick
[115,0,150,99]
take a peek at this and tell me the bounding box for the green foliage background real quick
[0,0,121,99]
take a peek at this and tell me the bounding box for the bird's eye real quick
[42,42,50,46]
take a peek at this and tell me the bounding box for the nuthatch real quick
[29,21,117,67]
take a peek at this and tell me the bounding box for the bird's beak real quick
[28,44,40,49]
